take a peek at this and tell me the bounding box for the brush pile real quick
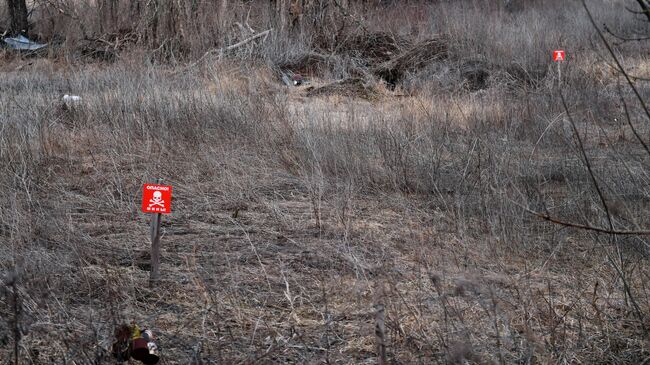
[282,32,449,97]
[340,32,411,64]
[373,36,449,87]
[281,31,544,97]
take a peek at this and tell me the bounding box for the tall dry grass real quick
[1,0,650,363]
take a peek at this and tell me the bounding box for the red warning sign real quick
[553,50,565,62]
[141,184,172,214]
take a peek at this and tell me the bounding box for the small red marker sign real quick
[142,184,172,214]
[553,50,565,62]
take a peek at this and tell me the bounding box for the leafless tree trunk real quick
[98,0,118,35]
[146,0,159,48]
[289,0,303,34]
[218,0,228,33]
[6,0,29,36]
[268,0,287,33]
[269,0,276,28]
[278,0,287,33]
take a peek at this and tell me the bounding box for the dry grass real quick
[1,0,650,364]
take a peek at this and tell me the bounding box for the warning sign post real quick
[142,181,172,286]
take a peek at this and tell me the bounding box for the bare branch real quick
[617,79,650,158]
[560,92,616,234]
[582,0,650,125]
[518,203,650,236]
[603,24,650,45]
[172,29,273,75]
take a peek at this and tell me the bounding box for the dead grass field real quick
[1,0,650,364]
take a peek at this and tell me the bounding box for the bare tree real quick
[6,0,28,36]
[98,0,118,35]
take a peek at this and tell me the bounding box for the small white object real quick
[62,94,82,102]
[4,35,47,50]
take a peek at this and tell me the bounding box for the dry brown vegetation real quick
[2,0,650,364]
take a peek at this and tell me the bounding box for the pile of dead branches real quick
[278,33,449,94]
[374,36,449,87]
[339,31,412,64]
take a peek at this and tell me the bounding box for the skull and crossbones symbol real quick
[148,191,165,208]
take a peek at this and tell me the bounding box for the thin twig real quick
[172,29,273,75]
[603,24,650,44]
[515,201,650,235]
[582,1,650,125]
[560,92,615,233]
[617,79,650,158]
